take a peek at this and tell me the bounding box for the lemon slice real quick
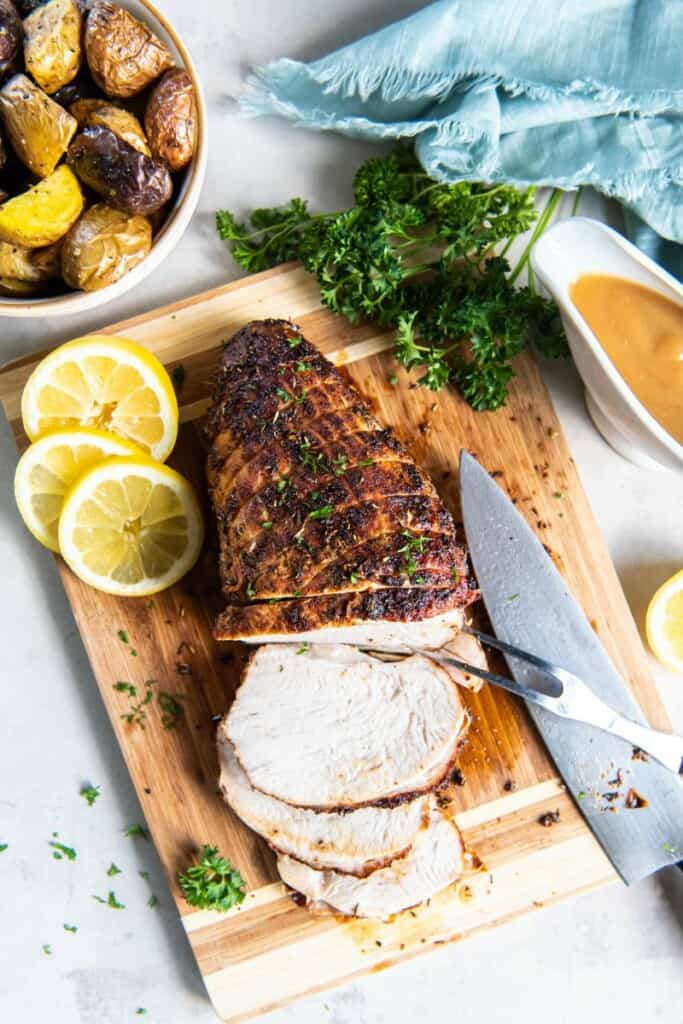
[646,569,683,674]
[58,456,204,596]
[21,335,179,462]
[14,427,143,552]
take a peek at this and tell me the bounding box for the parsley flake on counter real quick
[114,681,137,697]
[107,863,122,877]
[296,642,310,655]
[42,944,52,955]
[117,629,129,644]
[0,843,7,853]
[147,893,159,909]
[508,593,520,602]
[138,870,150,881]
[92,891,125,909]
[178,845,246,912]
[81,783,101,807]
[662,842,678,856]
[125,824,150,840]
[63,924,78,933]
[135,1011,147,1017]
[49,840,77,861]
[217,145,568,411]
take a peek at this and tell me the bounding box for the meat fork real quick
[423,627,683,777]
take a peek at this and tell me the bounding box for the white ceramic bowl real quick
[531,217,683,473]
[0,0,207,318]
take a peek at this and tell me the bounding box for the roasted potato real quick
[61,202,151,290]
[23,0,82,94]
[0,164,83,246]
[0,0,21,76]
[14,0,47,14]
[52,71,101,108]
[85,1,173,99]
[144,68,196,172]
[0,74,78,177]
[0,275,40,295]
[67,125,171,216]
[71,100,150,155]
[0,237,61,280]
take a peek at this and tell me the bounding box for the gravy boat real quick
[531,217,683,472]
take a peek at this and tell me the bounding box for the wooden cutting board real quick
[0,263,671,1023]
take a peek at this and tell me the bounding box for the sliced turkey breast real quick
[217,729,428,876]
[277,799,465,919]
[226,644,469,810]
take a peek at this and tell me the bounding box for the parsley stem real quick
[571,187,583,217]
[509,188,563,285]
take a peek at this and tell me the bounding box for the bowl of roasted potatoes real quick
[0,0,206,316]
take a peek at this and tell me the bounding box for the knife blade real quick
[459,450,683,883]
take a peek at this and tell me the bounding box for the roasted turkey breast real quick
[217,729,429,876]
[276,799,465,919]
[207,319,479,647]
[225,644,469,810]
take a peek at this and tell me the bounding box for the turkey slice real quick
[217,729,428,876]
[277,799,464,919]
[226,644,469,810]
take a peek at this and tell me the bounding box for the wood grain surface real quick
[1,263,669,1023]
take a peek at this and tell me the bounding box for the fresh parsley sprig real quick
[217,145,567,411]
[178,845,246,912]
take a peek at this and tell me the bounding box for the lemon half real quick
[58,456,204,596]
[646,569,683,675]
[14,427,143,552]
[21,335,178,462]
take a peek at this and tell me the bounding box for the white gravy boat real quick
[531,217,683,472]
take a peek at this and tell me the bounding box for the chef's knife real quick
[459,450,683,883]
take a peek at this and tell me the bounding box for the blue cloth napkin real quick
[241,0,683,277]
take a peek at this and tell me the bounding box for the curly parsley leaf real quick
[217,145,568,411]
[80,784,100,807]
[178,845,246,912]
[49,840,77,861]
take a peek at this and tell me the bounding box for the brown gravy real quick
[570,273,683,445]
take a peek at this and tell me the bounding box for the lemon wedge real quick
[21,335,178,462]
[646,569,683,674]
[14,427,143,552]
[58,456,204,596]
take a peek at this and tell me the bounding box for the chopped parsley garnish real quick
[245,581,256,598]
[508,593,520,602]
[450,566,460,584]
[121,685,155,728]
[178,845,246,912]
[349,572,359,585]
[80,784,100,807]
[158,691,186,730]
[296,642,310,655]
[107,863,122,877]
[276,386,293,404]
[298,437,328,475]
[42,944,52,955]
[414,575,426,584]
[0,843,7,853]
[576,791,586,801]
[295,361,313,372]
[171,364,186,393]
[113,681,137,697]
[553,491,564,499]
[147,893,159,909]
[138,870,150,881]
[124,824,149,840]
[276,476,289,493]
[117,629,129,643]
[388,374,398,385]
[63,924,78,933]
[332,453,348,476]
[262,520,273,530]
[92,891,125,910]
[308,505,333,521]
[49,840,77,861]
[136,1010,147,1016]
[357,458,375,468]
[397,531,431,577]
[287,334,303,348]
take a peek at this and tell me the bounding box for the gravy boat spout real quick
[531,217,683,472]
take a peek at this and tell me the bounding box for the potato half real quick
[23,0,82,94]
[85,1,173,99]
[62,203,152,291]
[0,74,78,178]
[0,165,84,247]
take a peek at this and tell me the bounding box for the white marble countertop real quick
[1,2,682,1022]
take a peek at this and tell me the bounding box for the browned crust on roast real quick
[214,585,478,640]
[209,320,478,626]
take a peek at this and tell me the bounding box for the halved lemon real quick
[646,569,683,675]
[58,456,204,596]
[21,335,178,462]
[14,427,143,552]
